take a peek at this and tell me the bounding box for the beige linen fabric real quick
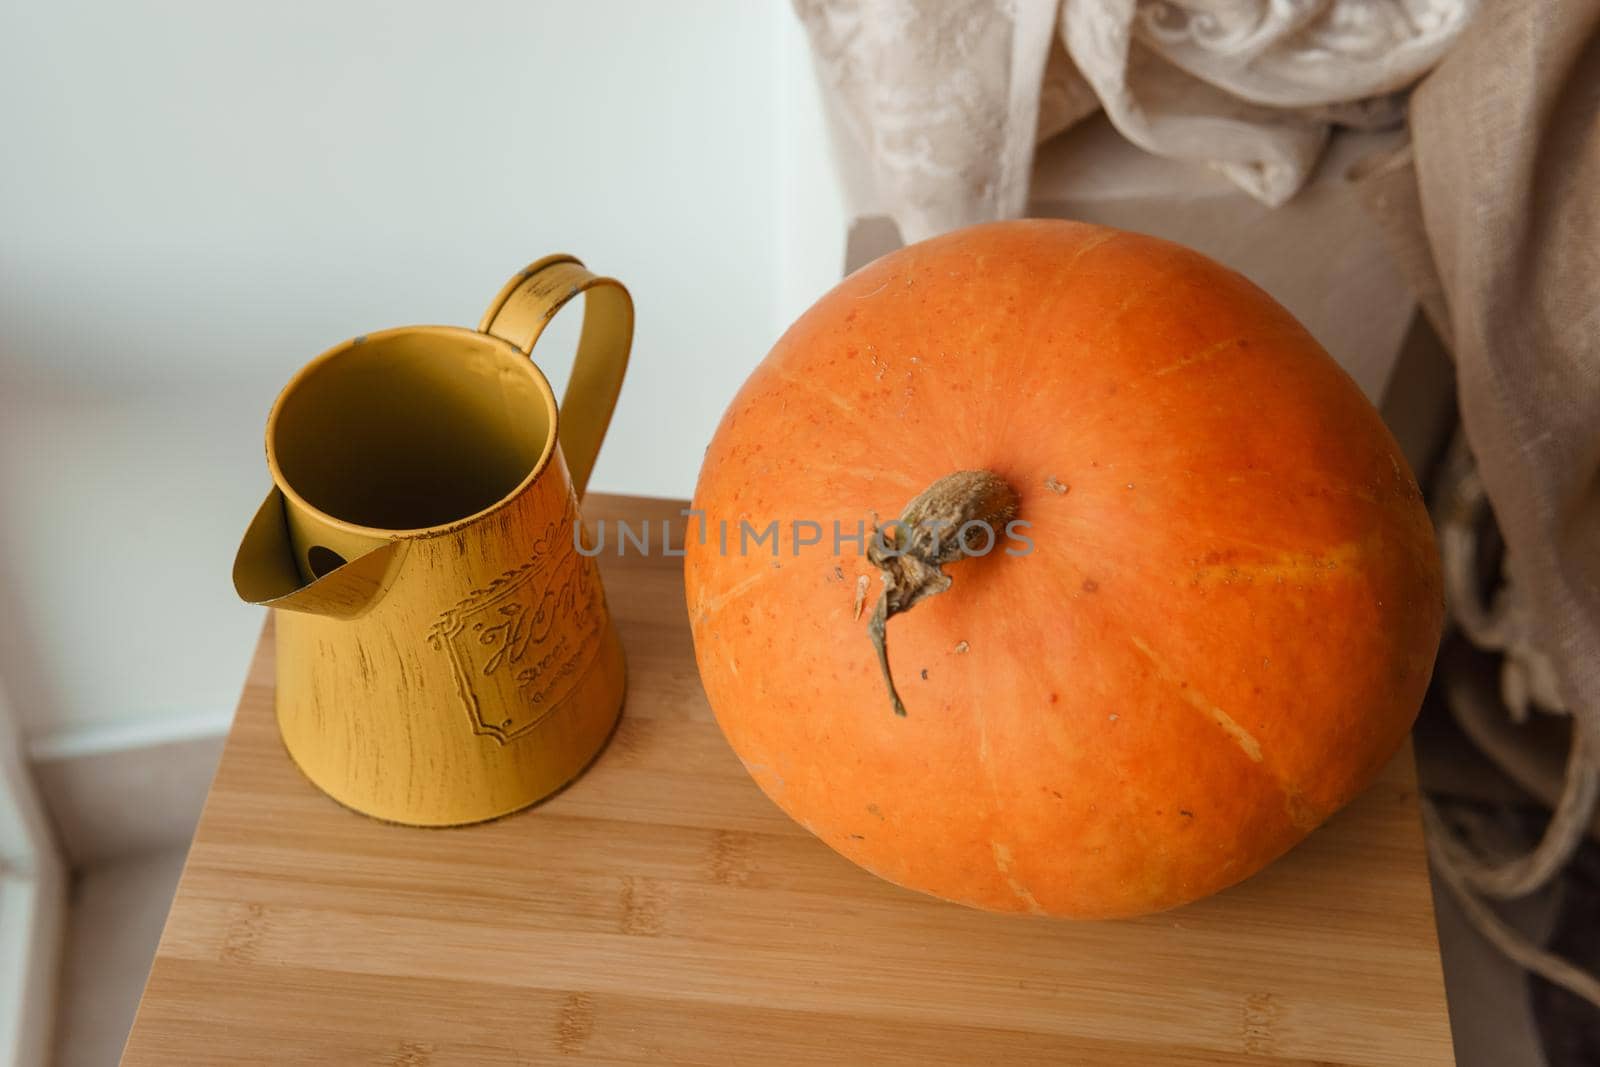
[1394,0,1600,1008]
[1410,1,1600,756]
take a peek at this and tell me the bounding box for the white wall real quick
[0,2,845,741]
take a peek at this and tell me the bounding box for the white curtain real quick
[795,0,1477,241]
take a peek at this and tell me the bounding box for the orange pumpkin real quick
[685,220,1442,918]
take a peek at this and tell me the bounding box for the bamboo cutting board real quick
[124,495,1454,1066]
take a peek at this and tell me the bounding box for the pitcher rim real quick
[263,323,562,541]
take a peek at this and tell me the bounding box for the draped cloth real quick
[1409,1,1600,761]
[794,0,1477,241]
[1359,0,1600,1009]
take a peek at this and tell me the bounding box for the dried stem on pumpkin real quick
[866,470,1019,716]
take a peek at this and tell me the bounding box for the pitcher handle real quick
[479,255,633,499]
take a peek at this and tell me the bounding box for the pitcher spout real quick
[233,488,406,619]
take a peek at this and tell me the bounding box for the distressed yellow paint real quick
[233,256,633,826]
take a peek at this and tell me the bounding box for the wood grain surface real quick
[124,495,1454,1066]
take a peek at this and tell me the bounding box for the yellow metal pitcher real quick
[233,256,631,826]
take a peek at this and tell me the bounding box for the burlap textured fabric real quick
[1410,1,1600,755]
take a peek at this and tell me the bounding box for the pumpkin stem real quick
[866,470,1019,716]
